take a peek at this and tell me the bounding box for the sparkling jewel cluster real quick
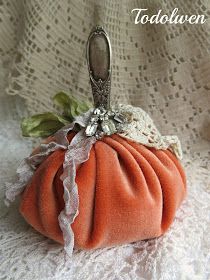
[85,106,127,139]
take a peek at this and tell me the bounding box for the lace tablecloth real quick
[0,0,210,279]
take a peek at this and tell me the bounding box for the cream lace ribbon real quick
[5,109,95,256]
[115,104,182,159]
[5,104,182,255]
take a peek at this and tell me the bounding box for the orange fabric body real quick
[20,133,186,250]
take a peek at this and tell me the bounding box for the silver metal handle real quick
[85,26,127,139]
[86,26,112,110]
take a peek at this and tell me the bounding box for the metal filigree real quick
[89,73,111,109]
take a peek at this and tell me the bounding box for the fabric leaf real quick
[21,112,69,137]
[53,92,91,119]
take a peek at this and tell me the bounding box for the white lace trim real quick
[4,142,67,205]
[5,104,183,256]
[115,104,183,159]
[58,130,96,255]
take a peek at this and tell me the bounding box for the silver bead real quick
[93,108,101,115]
[90,115,99,122]
[107,110,115,117]
[95,131,105,139]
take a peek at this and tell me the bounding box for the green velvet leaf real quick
[21,92,92,138]
[21,112,69,137]
[53,92,91,119]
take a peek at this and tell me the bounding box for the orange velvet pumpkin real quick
[19,132,186,250]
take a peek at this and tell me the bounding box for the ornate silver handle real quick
[86,26,112,110]
[85,26,127,139]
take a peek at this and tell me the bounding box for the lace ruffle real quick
[115,104,182,159]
